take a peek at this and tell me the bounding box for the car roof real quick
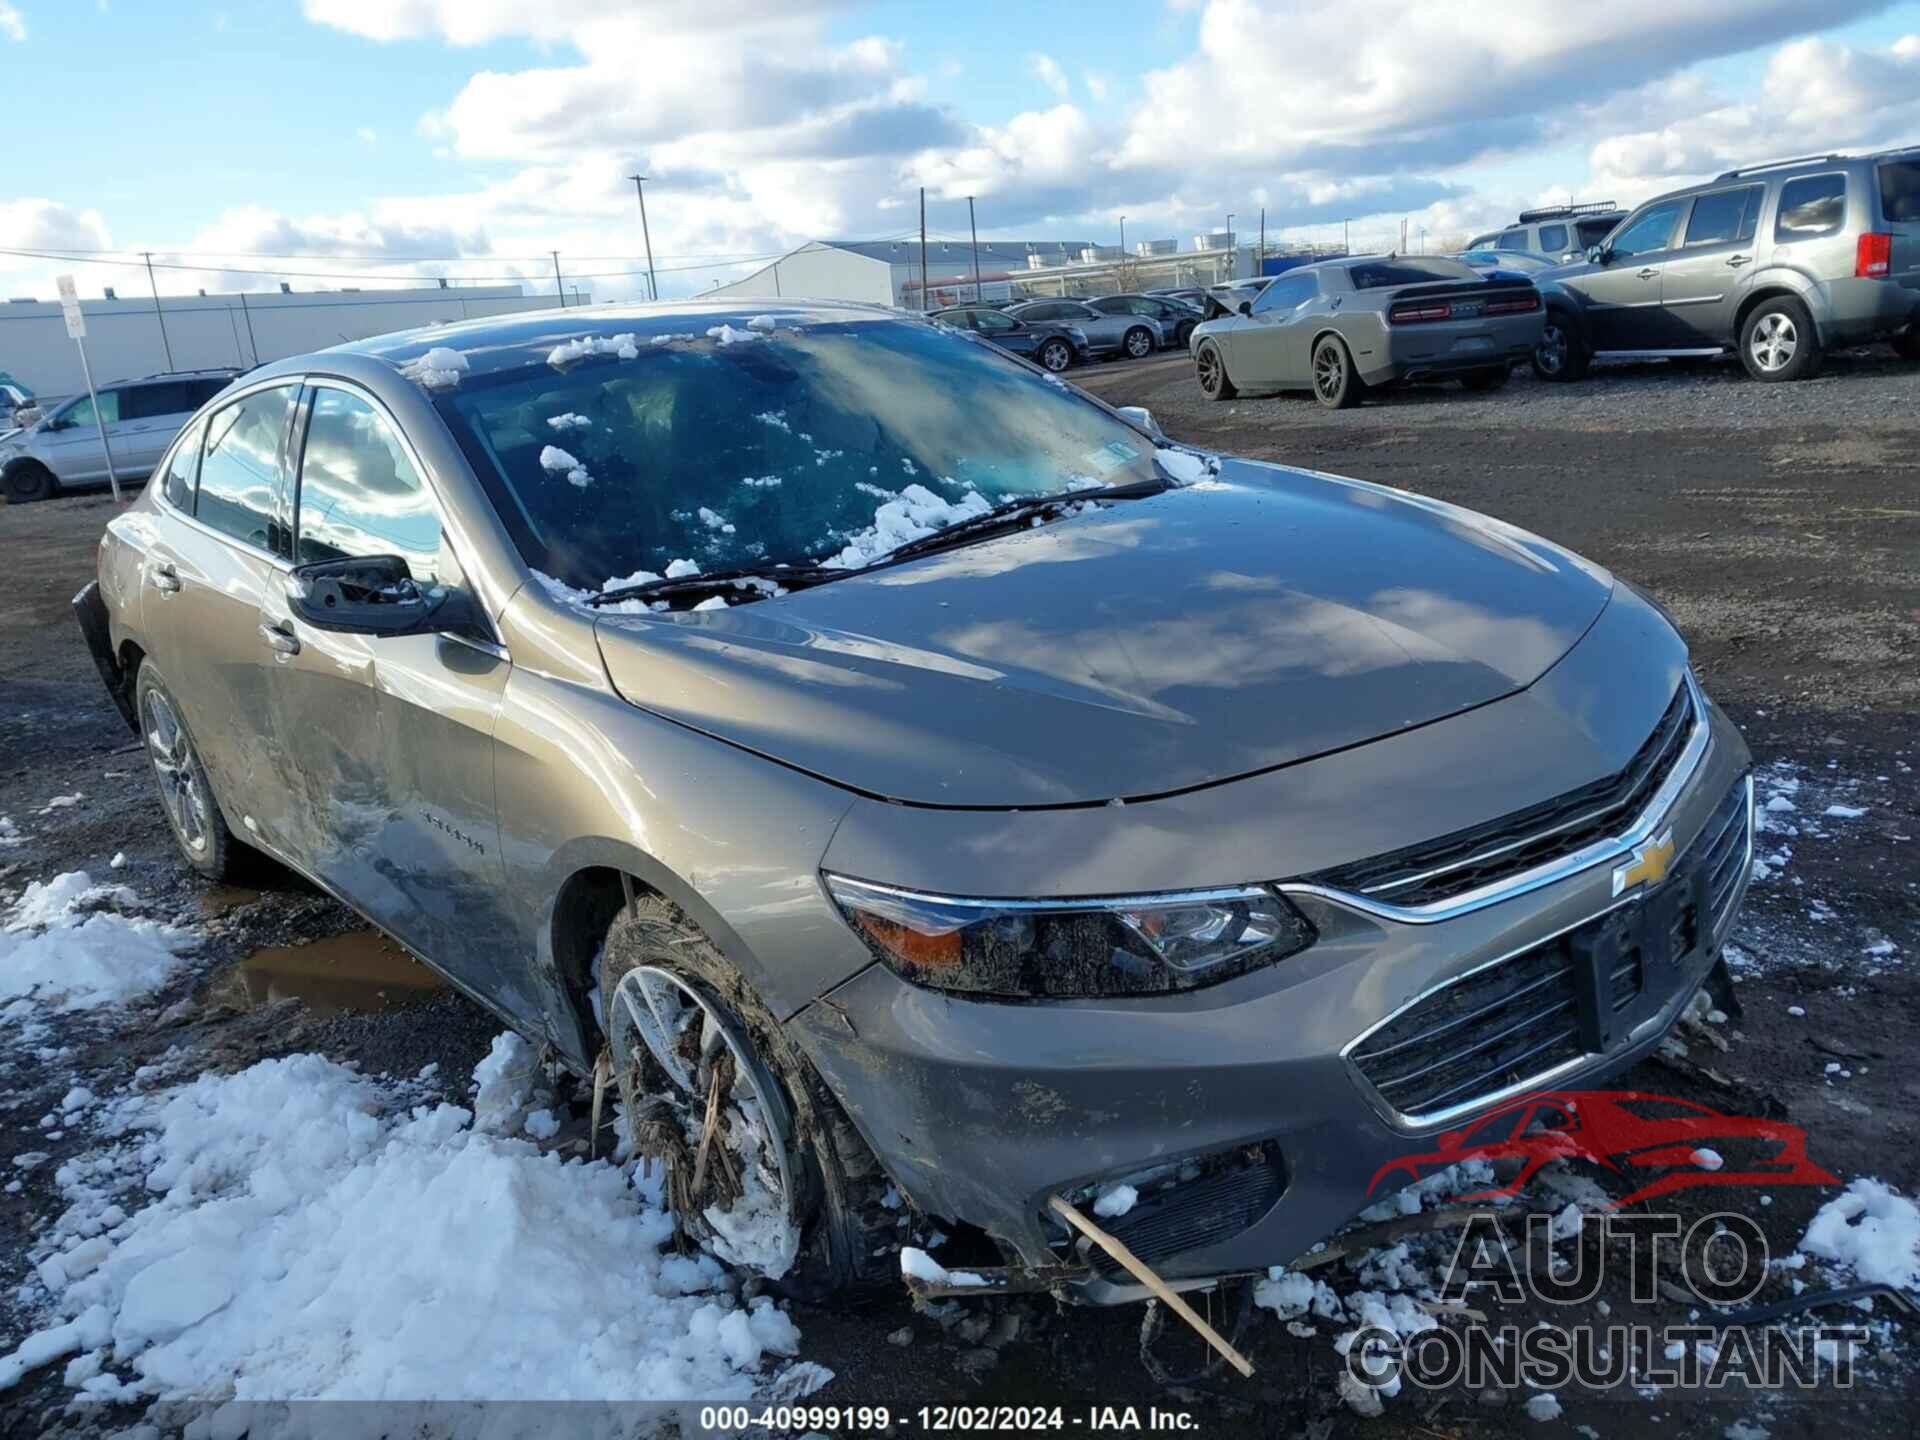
[239,298,905,386]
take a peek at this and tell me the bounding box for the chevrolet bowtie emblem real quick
[1612,828,1676,896]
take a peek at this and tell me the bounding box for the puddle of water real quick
[236,930,446,1015]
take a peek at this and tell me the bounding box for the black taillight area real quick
[1485,291,1542,315]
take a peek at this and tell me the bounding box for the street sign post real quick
[56,274,120,502]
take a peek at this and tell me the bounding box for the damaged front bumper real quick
[790,703,1754,1306]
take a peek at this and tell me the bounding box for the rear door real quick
[1576,198,1690,350]
[1661,184,1765,346]
[141,380,303,853]
[262,381,523,1012]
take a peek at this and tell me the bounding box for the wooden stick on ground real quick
[589,1049,611,1160]
[1047,1194,1255,1379]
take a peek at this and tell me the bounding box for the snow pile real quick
[822,483,992,570]
[398,347,468,391]
[898,1247,987,1288]
[753,411,790,432]
[1,1048,824,1408]
[546,413,592,431]
[740,475,783,488]
[1092,1184,1137,1219]
[537,444,593,488]
[0,871,198,1014]
[0,816,25,849]
[705,325,762,346]
[1154,446,1220,486]
[1799,1179,1920,1289]
[546,333,640,367]
[470,1031,544,1134]
[744,315,782,333]
[697,507,735,535]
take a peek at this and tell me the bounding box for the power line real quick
[0,246,794,284]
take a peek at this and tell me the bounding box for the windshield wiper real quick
[586,563,840,609]
[881,477,1169,567]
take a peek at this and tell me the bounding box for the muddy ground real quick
[1,351,1917,1436]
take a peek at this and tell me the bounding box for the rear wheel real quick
[1890,325,1920,361]
[1122,326,1155,359]
[600,896,887,1301]
[2,461,56,504]
[1194,341,1237,400]
[136,662,236,881]
[1532,310,1590,382]
[1038,338,1073,373]
[1740,296,1822,382]
[1460,365,1510,392]
[1311,335,1363,409]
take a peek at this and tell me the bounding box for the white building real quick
[707,238,1096,309]
[0,283,575,401]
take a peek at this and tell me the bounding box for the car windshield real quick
[434,317,1157,594]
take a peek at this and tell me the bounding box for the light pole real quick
[1119,215,1126,256]
[142,252,175,371]
[1225,214,1235,279]
[1342,216,1352,255]
[627,174,659,301]
[551,251,566,307]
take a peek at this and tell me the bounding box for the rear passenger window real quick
[196,386,295,551]
[296,388,441,582]
[162,419,204,511]
[1537,224,1569,253]
[1499,229,1529,249]
[1775,174,1846,241]
[1684,186,1763,245]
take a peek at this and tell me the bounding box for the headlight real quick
[823,874,1315,999]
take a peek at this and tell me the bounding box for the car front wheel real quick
[1123,326,1154,359]
[2,461,56,503]
[1311,335,1364,409]
[1038,339,1073,372]
[600,896,888,1301]
[1740,297,1823,382]
[1532,311,1590,382]
[1194,341,1237,400]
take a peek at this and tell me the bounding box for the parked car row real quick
[933,292,1205,370]
[1,369,239,501]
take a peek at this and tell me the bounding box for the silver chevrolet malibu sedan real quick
[77,300,1753,1303]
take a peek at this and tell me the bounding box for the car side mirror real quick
[1236,300,1253,316]
[1588,245,1609,265]
[1115,405,1166,441]
[285,554,465,637]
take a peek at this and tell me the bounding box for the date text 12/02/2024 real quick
[696,1406,1201,1432]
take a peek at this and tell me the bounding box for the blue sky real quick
[4,1,1920,301]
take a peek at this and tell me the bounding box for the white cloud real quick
[1084,72,1109,102]
[356,126,377,144]
[0,2,25,42]
[1029,52,1069,100]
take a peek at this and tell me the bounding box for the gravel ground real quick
[1,350,1917,1436]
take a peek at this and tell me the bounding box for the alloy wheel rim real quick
[1042,343,1069,371]
[1751,313,1797,372]
[1127,330,1151,357]
[1538,325,1566,375]
[1197,347,1220,393]
[142,689,209,856]
[608,965,801,1273]
[1314,345,1343,399]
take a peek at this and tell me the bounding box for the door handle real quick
[149,563,181,594]
[1636,268,1659,280]
[259,622,301,656]
[1725,254,1752,268]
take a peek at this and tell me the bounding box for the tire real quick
[1890,325,1920,361]
[1310,335,1364,409]
[1532,310,1590,382]
[599,896,887,1302]
[1038,338,1073,373]
[1194,340,1237,400]
[2,461,56,504]
[1740,296,1822,382]
[135,661,236,881]
[1460,365,1510,392]
[1122,326,1155,360]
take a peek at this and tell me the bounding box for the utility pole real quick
[627,175,659,301]
[1225,214,1235,280]
[1342,217,1352,255]
[551,251,565,307]
[142,252,175,371]
[1258,208,1265,270]
[919,187,930,312]
[968,196,981,303]
[237,289,259,365]
[1119,214,1126,255]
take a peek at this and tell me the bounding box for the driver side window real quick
[1608,201,1687,260]
[295,387,442,583]
[973,309,1016,333]
[1251,274,1314,314]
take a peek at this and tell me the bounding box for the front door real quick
[1237,271,1319,387]
[1576,198,1689,350]
[263,382,530,1017]
[142,381,303,855]
[972,308,1037,358]
[39,388,132,487]
[1660,184,1764,347]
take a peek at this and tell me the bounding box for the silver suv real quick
[1468,203,1626,263]
[0,369,237,502]
[1533,147,1920,382]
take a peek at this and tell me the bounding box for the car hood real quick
[593,460,1615,808]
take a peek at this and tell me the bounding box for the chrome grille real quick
[1311,682,1697,909]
